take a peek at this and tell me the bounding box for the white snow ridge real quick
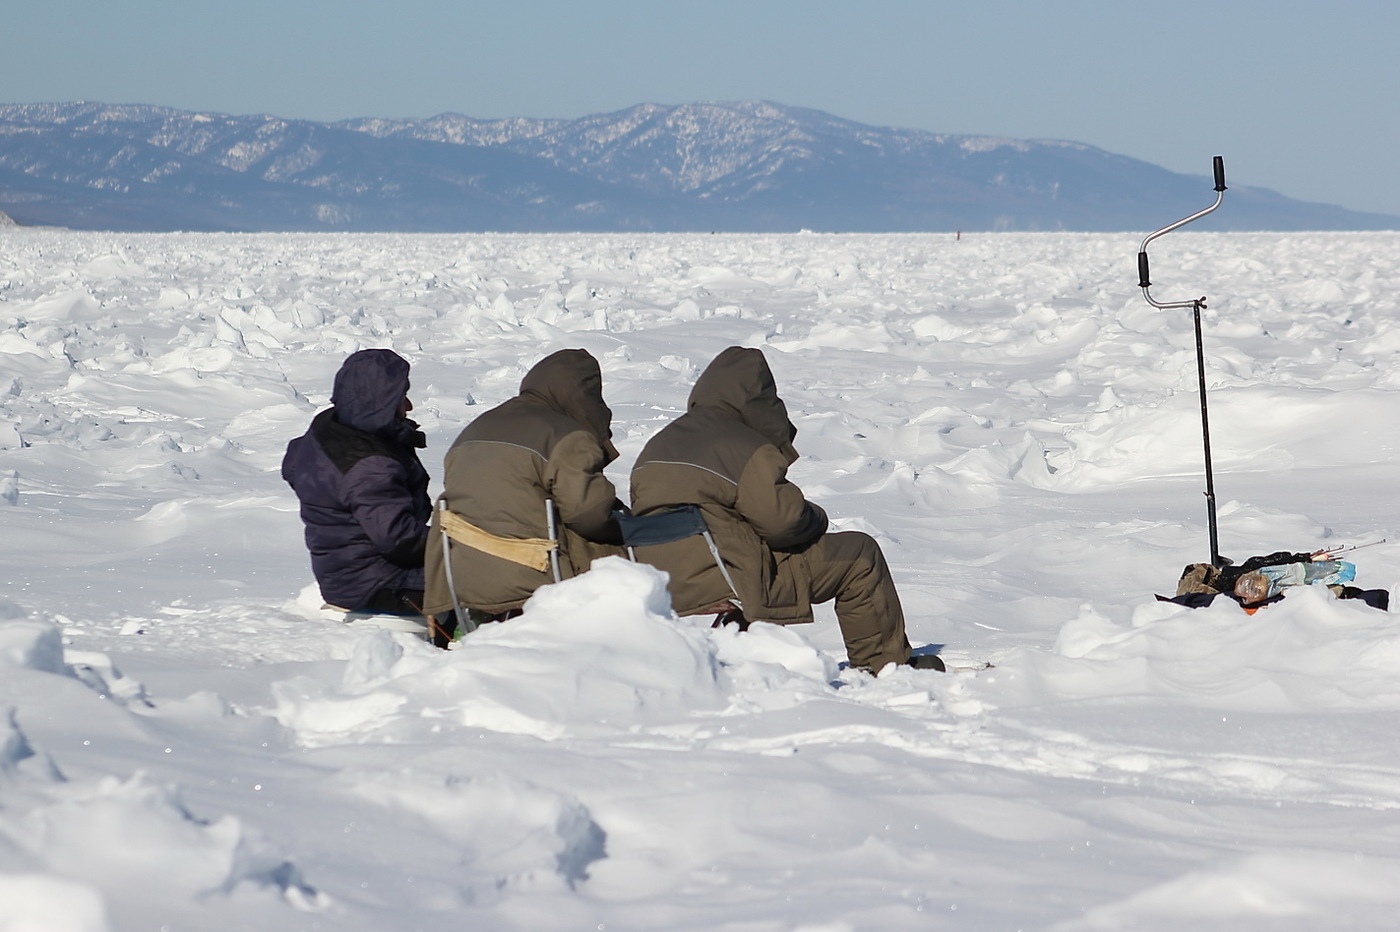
[2,228,1400,930]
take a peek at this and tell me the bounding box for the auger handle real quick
[1139,156,1227,308]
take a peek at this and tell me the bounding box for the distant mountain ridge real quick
[1,100,1395,232]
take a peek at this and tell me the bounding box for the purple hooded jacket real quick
[281,349,431,609]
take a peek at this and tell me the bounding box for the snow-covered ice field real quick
[3,228,1400,931]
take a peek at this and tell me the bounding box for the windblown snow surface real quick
[3,229,1400,931]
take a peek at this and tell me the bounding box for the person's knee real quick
[809,532,892,594]
[826,530,885,569]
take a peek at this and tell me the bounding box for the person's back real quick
[281,349,431,613]
[630,347,824,623]
[424,349,623,617]
[631,346,929,674]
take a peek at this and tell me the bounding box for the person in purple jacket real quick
[282,349,441,641]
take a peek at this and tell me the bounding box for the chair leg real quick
[429,613,457,649]
[545,498,562,583]
[711,607,749,631]
[439,500,476,635]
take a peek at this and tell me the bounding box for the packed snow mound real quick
[0,623,325,927]
[0,618,65,674]
[0,773,324,906]
[271,558,842,747]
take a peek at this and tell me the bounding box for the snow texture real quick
[2,228,1400,930]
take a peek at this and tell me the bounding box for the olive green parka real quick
[628,346,830,623]
[423,349,622,616]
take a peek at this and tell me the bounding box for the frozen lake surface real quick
[3,229,1400,930]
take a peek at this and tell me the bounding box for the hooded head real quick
[688,346,799,463]
[519,349,619,463]
[331,349,412,434]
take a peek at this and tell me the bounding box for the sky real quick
[5,0,1399,216]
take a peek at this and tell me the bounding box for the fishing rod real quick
[1137,156,1228,566]
[1311,539,1387,561]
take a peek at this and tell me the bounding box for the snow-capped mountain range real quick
[1,100,1395,232]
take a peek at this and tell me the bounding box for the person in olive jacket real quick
[282,349,432,617]
[423,349,624,619]
[629,346,939,674]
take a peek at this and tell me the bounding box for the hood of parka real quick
[687,346,799,464]
[519,348,619,463]
[330,348,412,435]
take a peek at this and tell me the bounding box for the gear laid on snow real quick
[1162,549,1387,612]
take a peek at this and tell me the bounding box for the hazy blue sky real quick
[6,0,1398,215]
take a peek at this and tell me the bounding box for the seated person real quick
[282,349,436,634]
[424,349,624,624]
[628,346,941,674]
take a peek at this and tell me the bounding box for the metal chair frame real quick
[438,497,563,636]
[617,505,744,614]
